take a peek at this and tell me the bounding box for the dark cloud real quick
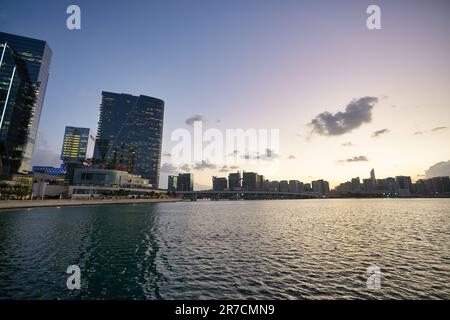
[219,165,240,173]
[372,128,390,137]
[179,164,191,171]
[341,142,354,147]
[336,156,369,164]
[431,126,447,132]
[185,114,205,126]
[160,163,177,174]
[288,155,296,159]
[425,160,450,178]
[309,97,378,136]
[193,161,216,170]
[242,149,279,161]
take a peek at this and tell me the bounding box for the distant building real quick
[378,177,396,194]
[93,91,164,187]
[258,174,264,191]
[304,183,312,192]
[0,32,52,178]
[279,180,289,193]
[242,172,258,191]
[61,126,90,163]
[177,173,193,191]
[288,180,301,193]
[61,126,90,184]
[212,176,227,191]
[312,179,330,196]
[267,180,279,192]
[363,178,375,193]
[351,177,361,192]
[167,175,177,193]
[228,171,241,190]
[415,176,450,195]
[395,176,413,196]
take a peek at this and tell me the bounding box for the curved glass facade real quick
[0,32,52,178]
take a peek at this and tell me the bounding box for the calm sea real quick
[0,199,449,299]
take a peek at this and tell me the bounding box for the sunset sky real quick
[1,0,449,188]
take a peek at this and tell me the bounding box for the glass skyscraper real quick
[93,91,164,187]
[0,32,52,179]
[60,126,90,163]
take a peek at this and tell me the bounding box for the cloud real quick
[219,165,240,173]
[193,161,216,170]
[309,96,378,136]
[287,155,296,159]
[371,128,390,137]
[431,126,447,132]
[30,132,61,167]
[341,142,354,147]
[336,155,369,164]
[425,160,450,178]
[413,131,423,135]
[179,164,191,171]
[185,114,205,126]
[160,163,177,174]
[242,148,279,161]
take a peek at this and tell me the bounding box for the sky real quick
[1,0,449,189]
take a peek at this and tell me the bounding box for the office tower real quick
[288,180,301,193]
[242,172,258,191]
[61,126,89,163]
[395,176,413,196]
[212,176,227,191]
[228,171,241,190]
[0,32,52,178]
[304,183,312,192]
[363,178,375,193]
[351,177,361,192]
[93,91,164,187]
[177,173,193,191]
[258,174,264,191]
[312,179,330,196]
[167,175,177,193]
[268,180,279,192]
[370,168,376,183]
[279,180,289,193]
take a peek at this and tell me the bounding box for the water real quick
[0,199,449,299]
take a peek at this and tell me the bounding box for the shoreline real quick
[0,198,182,210]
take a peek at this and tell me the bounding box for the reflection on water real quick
[0,199,449,299]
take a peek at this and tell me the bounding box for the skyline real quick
[1,0,450,188]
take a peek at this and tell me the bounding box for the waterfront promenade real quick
[0,198,181,210]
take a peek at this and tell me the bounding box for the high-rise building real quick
[61,126,89,163]
[93,91,164,187]
[279,180,289,192]
[288,180,301,193]
[228,171,241,190]
[212,176,227,191]
[312,179,330,196]
[0,32,52,178]
[395,176,413,196]
[242,172,258,191]
[351,177,361,192]
[167,175,177,193]
[177,173,193,191]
